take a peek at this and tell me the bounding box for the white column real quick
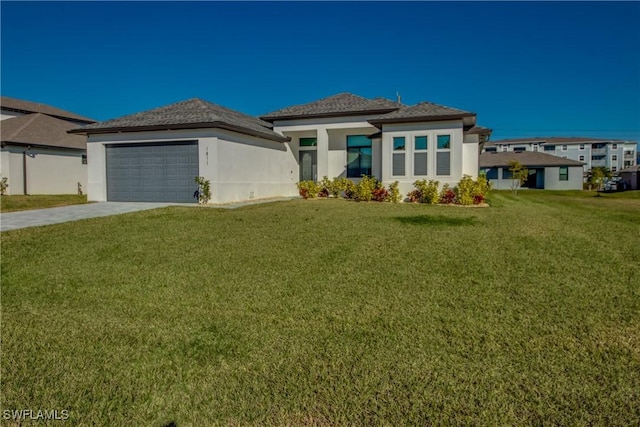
[317,127,329,179]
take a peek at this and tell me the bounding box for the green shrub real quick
[330,177,350,198]
[454,174,492,205]
[410,179,440,204]
[353,175,377,202]
[297,180,321,199]
[194,176,211,204]
[0,177,8,196]
[387,181,402,203]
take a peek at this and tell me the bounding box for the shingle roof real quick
[480,151,585,168]
[260,93,401,121]
[369,102,475,125]
[1,113,87,150]
[72,98,288,142]
[486,136,631,146]
[1,96,95,124]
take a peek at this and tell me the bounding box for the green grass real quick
[2,191,639,426]
[0,194,88,212]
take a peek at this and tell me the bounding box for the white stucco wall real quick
[86,128,297,204]
[544,166,583,190]
[0,145,86,195]
[380,120,466,195]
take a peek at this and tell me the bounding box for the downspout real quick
[23,146,30,195]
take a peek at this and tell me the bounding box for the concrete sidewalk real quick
[0,202,176,232]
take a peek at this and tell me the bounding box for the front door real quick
[299,151,317,181]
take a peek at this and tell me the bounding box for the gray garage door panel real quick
[106,142,199,203]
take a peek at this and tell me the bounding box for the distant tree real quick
[587,167,611,193]
[508,161,528,195]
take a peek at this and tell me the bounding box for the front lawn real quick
[2,191,639,425]
[0,194,88,212]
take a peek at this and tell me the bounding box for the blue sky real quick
[2,1,639,142]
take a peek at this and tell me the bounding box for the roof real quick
[479,151,585,168]
[1,96,95,124]
[260,93,401,121]
[486,136,631,146]
[70,98,289,142]
[618,165,640,173]
[466,125,493,135]
[369,102,475,125]
[1,113,87,150]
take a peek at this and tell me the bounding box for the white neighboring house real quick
[261,93,491,196]
[479,151,584,190]
[483,137,637,176]
[0,96,95,195]
[73,94,491,204]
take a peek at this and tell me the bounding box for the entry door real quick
[299,151,317,181]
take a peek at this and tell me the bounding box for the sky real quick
[1,1,639,142]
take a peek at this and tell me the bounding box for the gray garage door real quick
[106,142,199,203]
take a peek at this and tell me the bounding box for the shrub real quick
[329,177,350,198]
[410,179,440,204]
[439,184,456,204]
[454,174,492,205]
[297,180,321,199]
[372,185,389,202]
[194,176,212,204]
[387,181,402,203]
[0,177,8,195]
[344,180,357,200]
[353,175,377,202]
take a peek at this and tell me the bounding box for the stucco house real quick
[1,96,95,195]
[72,93,490,204]
[479,151,584,190]
[618,165,639,190]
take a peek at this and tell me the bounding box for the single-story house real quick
[618,165,640,190]
[72,93,491,204]
[479,151,584,190]
[1,96,95,195]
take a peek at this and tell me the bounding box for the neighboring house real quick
[261,93,491,196]
[479,151,584,190]
[72,93,491,204]
[1,96,95,195]
[618,165,640,190]
[483,137,637,176]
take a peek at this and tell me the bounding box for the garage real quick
[106,141,199,202]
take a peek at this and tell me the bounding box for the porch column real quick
[316,127,329,179]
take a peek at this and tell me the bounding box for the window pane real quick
[436,151,450,175]
[300,137,317,147]
[415,136,427,150]
[559,167,568,181]
[393,137,405,151]
[347,135,371,148]
[544,145,555,151]
[437,135,451,150]
[392,153,405,176]
[414,152,427,175]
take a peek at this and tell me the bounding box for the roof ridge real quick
[3,113,41,140]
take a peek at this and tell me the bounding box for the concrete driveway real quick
[0,202,180,232]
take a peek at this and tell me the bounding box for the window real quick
[612,166,617,172]
[514,147,526,152]
[485,147,497,152]
[579,144,585,150]
[485,168,498,179]
[544,145,555,151]
[300,137,317,147]
[392,136,406,176]
[561,145,568,151]
[533,145,539,151]
[414,136,428,176]
[612,143,618,150]
[559,166,568,181]
[436,135,451,176]
[501,145,508,152]
[611,155,617,161]
[82,154,87,164]
[347,135,372,178]
[502,168,512,180]
[579,155,585,161]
